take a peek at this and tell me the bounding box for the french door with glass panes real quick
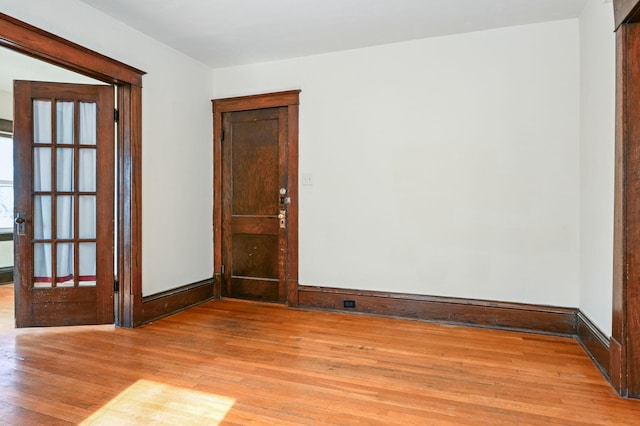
[13,81,114,327]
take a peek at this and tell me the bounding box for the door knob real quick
[15,213,26,235]
[279,188,291,205]
[279,187,290,204]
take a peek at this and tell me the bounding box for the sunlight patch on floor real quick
[80,379,235,425]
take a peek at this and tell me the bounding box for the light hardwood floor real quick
[0,283,638,425]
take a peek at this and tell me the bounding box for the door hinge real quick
[220,129,224,141]
[114,278,119,292]
[114,108,119,123]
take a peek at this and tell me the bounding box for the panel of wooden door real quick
[222,108,288,302]
[13,81,114,327]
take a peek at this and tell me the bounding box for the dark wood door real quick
[13,81,115,327]
[221,107,288,302]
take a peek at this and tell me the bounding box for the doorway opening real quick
[0,47,112,327]
[0,12,145,328]
[212,91,300,306]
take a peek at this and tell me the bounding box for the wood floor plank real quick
[1,285,639,424]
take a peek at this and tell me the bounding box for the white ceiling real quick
[79,0,590,68]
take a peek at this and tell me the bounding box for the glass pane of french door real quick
[32,98,98,288]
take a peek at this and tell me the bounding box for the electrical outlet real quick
[343,300,356,308]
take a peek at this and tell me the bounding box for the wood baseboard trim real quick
[576,310,610,378]
[0,266,13,284]
[142,278,214,324]
[298,285,578,336]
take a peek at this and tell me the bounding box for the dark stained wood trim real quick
[615,0,640,28]
[286,103,299,307]
[212,91,300,306]
[612,19,640,398]
[625,23,640,399]
[277,107,289,303]
[213,91,300,113]
[577,311,611,379]
[141,278,214,324]
[212,99,223,299]
[119,84,144,328]
[612,23,629,397]
[213,273,223,299]
[0,233,12,242]
[610,337,626,394]
[0,12,145,328]
[298,286,578,336]
[0,13,143,86]
[0,266,12,284]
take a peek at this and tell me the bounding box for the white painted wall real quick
[0,89,11,119]
[214,20,581,306]
[1,1,614,322]
[0,0,214,295]
[579,0,615,336]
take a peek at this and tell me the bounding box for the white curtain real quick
[55,101,74,283]
[79,102,96,283]
[32,100,97,285]
[33,100,53,283]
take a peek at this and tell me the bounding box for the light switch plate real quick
[302,173,313,186]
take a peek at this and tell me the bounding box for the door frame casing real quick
[0,12,145,327]
[212,91,300,306]
[612,0,640,398]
